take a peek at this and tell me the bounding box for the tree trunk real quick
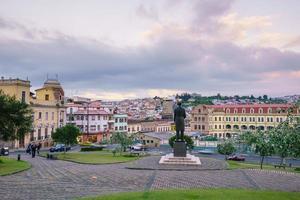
[260,156,264,169]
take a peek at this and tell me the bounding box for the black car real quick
[49,144,71,152]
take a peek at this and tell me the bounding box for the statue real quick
[174,101,186,141]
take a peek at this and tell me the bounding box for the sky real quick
[0,0,300,100]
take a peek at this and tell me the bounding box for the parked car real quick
[0,147,9,156]
[228,155,245,161]
[49,144,71,152]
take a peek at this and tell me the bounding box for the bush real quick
[169,135,194,150]
[80,147,103,152]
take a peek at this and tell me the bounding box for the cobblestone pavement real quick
[126,156,228,170]
[1,154,300,200]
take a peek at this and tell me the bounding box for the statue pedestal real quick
[159,153,201,165]
[173,141,186,157]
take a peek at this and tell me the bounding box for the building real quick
[29,79,66,147]
[127,120,142,135]
[191,104,299,138]
[66,101,113,143]
[0,78,31,148]
[161,99,174,120]
[113,114,128,133]
[137,132,174,147]
[0,77,66,148]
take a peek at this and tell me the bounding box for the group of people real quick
[26,142,42,158]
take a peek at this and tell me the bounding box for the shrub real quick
[169,135,194,150]
[80,147,103,152]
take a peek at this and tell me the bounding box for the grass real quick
[227,160,300,173]
[40,151,139,164]
[79,188,300,200]
[0,156,31,176]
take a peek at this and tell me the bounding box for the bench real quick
[274,164,286,169]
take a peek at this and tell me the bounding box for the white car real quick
[131,143,143,151]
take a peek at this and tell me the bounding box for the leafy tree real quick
[217,141,236,160]
[270,117,294,165]
[52,124,81,153]
[252,131,274,169]
[0,91,33,142]
[169,135,194,150]
[111,132,133,154]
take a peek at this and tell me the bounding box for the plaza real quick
[1,153,300,200]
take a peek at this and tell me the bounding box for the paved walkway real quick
[1,154,300,200]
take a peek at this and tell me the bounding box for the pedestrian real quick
[26,143,32,154]
[31,143,37,158]
[37,142,42,155]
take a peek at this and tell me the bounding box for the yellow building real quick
[0,77,66,148]
[191,104,300,138]
[29,79,66,147]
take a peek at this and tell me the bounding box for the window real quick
[21,91,26,103]
[198,109,201,113]
[194,117,197,121]
[38,128,41,140]
[215,117,217,121]
[271,118,273,122]
[45,128,48,138]
[226,108,230,113]
[234,108,238,114]
[219,117,221,121]
[219,125,221,129]
[215,125,217,129]
[259,108,263,114]
[115,127,118,131]
[98,115,101,120]
[45,94,49,101]
[194,125,197,130]
[92,115,95,120]
[97,125,100,131]
[202,117,205,122]
[115,119,118,123]
[261,117,264,122]
[128,128,131,132]
[52,112,54,120]
[38,112,42,119]
[202,125,205,130]
[250,108,254,113]
[242,108,246,114]
[268,108,272,113]
[45,112,48,120]
[198,125,201,130]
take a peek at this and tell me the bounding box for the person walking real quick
[31,143,37,158]
[37,142,42,155]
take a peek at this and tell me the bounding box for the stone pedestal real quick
[159,153,201,165]
[173,141,186,157]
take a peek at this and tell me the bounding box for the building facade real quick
[191,104,299,138]
[0,77,66,148]
[66,101,113,143]
[113,114,128,133]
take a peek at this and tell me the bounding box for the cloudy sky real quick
[1,0,300,100]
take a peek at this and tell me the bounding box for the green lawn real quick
[41,151,139,164]
[227,160,300,173]
[79,189,300,200]
[0,156,31,176]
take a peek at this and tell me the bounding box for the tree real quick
[217,141,236,160]
[52,125,81,153]
[169,135,194,150]
[111,132,133,154]
[0,91,33,142]
[270,117,294,165]
[253,131,274,169]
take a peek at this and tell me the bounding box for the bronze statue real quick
[174,101,186,141]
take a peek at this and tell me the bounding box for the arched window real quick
[259,108,263,114]
[226,108,230,113]
[250,108,254,114]
[234,108,238,114]
[242,108,246,114]
[268,108,272,113]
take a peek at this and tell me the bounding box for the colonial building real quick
[0,77,66,148]
[66,101,113,143]
[191,104,299,138]
[113,114,128,133]
[30,79,66,147]
[127,120,142,135]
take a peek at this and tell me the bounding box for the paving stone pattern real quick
[1,154,300,200]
